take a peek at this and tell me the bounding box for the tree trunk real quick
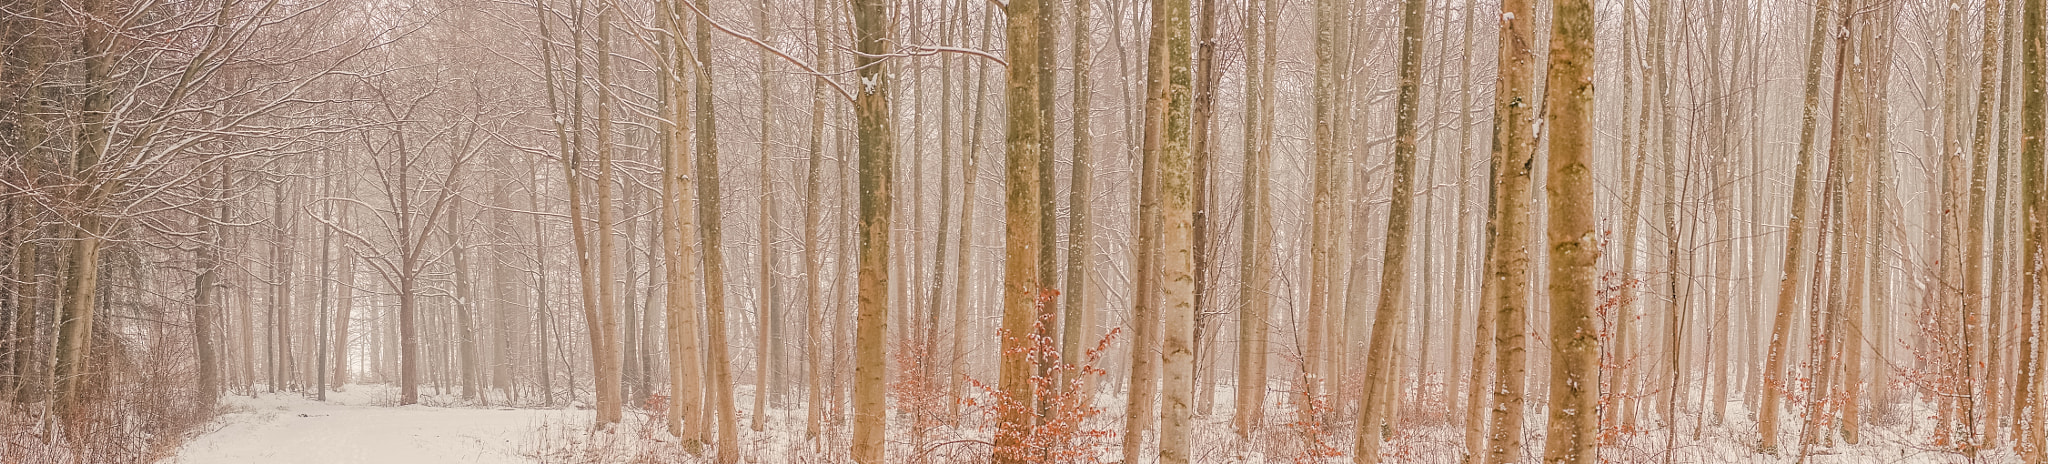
[593,0,626,426]
[1539,0,1596,458]
[1961,0,2006,454]
[1122,0,1168,457]
[998,0,1045,460]
[1233,0,1275,440]
[1354,0,1424,460]
[1153,0,1194,459]
[689,2,741,459]
[658,0,706,446]
[1757,0,1832,452]
[1305,0,1338,407]
[803,0,831,441]
[195,165,226,405]
[1187,0,1219,418]
[752,0,776,432]
[1060,0,1097,408]
[1484,0,1538,456]
[2016,0,2045,456]
[849,0,894,461]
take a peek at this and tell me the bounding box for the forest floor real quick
[167,385,586,464]
[161,383,2024,463]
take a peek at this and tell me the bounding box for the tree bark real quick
[1539,0,1596,458]
[690,2,741,458]
[849,0,894,461]
[1354,0,1425,460]
[659,0,706,448]
[1153,0,1195,460]
[1484,0,1538,457]
[1233,0,1275,440]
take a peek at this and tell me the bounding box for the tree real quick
[2016,0,2044,456]
[593,0,626,425]
[1354,0,1425,459]
[752,0,777,433]
[849,0,895,461]
[1060,0,1097,408]
[659,0,707,449]
[998,0,1046,459]
[1964,0,2007,450]
[1538,0,1596,457]
[1304,0,1338,406]
[1152,0,1195,459]
[1233,0,1276,440]
[803,0,832,441]
[1758,0,1833,452]
[1484,0,1538,458]
[689,0,742,458]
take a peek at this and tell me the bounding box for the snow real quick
[164,382,2029,464]
[169,385,586,464]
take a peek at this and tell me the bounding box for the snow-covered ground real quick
[164,382,2027,463]
[169,385,586,464]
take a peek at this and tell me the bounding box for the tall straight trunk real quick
[6,200,35,403]
[1123,0,1167,457]
[998,0,1046,460]
[53,0,112,415]
[1354,0,1424,460]
[1187,0,1219,418]
[1758,0,1832,451]
[1984,0,2020,447]
[1304,0,1338,405]
[332,202,357,389]
[450,201,480,401]
[849,0,894,461]
[752,0,775,431]
[1060,0,1096,403]
[488,185,518,401]
[951,2,990,421]
[803,0,831,440]
[1035,0,1059,327]
[1703,0,1733,427]
[690,2,741,459]
[1233,0,1274,439]
[195,165,226,405]
[592,0,626,426]
[2016,0,2044,456]
[1540,0,1596,458]
[1151,0,1196,459]
[1962,0,2005,454]
[269,181,295,393]
[1934,0,1969,445]
[659,0,706,447]
[1460,0,1497,450]
[1485,0,1538,457]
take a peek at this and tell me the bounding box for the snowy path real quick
[170,386,585,464]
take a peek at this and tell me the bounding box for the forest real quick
[0,0,2042,462]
